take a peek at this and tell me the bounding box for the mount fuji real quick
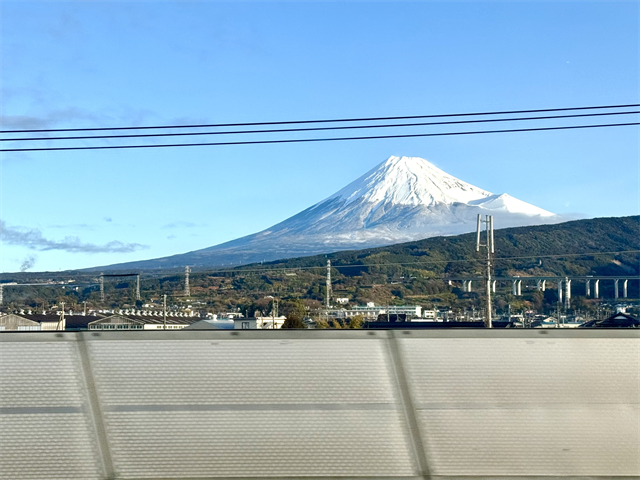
[100,155,560,270]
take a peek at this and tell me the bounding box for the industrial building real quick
[0,311,199,331]
[329,304,422,320]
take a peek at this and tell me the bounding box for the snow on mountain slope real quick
[469,193,554,216]
[99,155,560,270]
[328,155,493,207]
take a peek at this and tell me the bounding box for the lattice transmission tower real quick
[184,266,191,297]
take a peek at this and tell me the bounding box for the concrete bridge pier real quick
[614,279,619,299]
[586,279,591,297]
[558,279,563,303]
[512,279,522,296]
[536,279,546,292]
[623,279,628,298]
[492,280,496,293]
[564,277,571,309]
[463,280,472,293]
[594,279,599,299]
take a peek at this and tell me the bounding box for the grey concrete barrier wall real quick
[1,330,638,480]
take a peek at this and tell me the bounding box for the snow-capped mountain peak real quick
[329,155,493,207]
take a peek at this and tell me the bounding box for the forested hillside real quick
[246,215,639,279]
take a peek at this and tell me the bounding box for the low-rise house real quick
[422,309,437,319]
[531,317,559,328]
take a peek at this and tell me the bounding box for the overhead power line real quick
[2,103,638,133]
[2,121,638,152]
[2,110,638,143]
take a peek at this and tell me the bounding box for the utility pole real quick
[163,294,167,330]
[326,260,332,309]
[58,301,65,331]
[476,214,494,328]
[272,298,278,329]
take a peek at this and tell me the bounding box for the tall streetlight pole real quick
[265,295,278,329]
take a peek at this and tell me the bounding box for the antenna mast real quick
[476,215,494,328]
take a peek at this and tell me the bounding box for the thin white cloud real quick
[162,221,203,229]
[0,220,148,254]
[48,223,95,230]
[0,107,104,130]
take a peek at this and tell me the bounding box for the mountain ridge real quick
[238,215,640,280]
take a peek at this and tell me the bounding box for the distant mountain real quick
[96,155,561,271]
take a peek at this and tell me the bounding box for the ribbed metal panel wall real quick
[0,340,103,480]
[87,337,416,478]
[398,333,640,477]
[1,330,638,480]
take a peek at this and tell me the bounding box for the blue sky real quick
[1,0,638,273]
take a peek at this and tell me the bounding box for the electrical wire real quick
[2,121,638,152]
[2,103,638,133]
[3,110,638,143]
